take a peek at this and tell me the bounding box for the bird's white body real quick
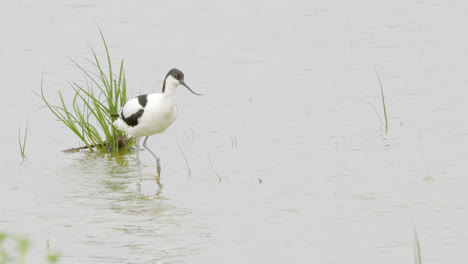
[113,75,180,137]
[113,93,178,137]
[112,68,201,178]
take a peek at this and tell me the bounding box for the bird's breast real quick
[140,101,177,132]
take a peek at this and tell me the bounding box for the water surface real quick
[2,0,468,263]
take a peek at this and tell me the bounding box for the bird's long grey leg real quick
[142,136,161,176]
[136,137,143,179]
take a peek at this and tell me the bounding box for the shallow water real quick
[2,0,468,263]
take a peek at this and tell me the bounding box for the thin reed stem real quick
[18,118,28,160]
[414,227,422,264]
[374,68,388,134]
[207,154,221,181]
[177,142,191,176]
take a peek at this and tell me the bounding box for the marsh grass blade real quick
[207,154,221,182]
[18,118,28,160]
[414,228,422,264]
[374,68,388,134]
[177,142,191,176]
[359,98,384,128]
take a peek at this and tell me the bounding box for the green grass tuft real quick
[0,232,61,264]
[40,29,135,153]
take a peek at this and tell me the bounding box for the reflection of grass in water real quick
[414,227,422,264]
[40,28,135,153]
[0,232,60,264]
[18,118,28,160]
[112,148,134,166]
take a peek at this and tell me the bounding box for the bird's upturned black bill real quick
[180,80,203,95]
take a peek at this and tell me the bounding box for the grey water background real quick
[2,0,468,263]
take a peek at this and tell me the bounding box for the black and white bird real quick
[113,68,202,178]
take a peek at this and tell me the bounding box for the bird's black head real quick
[162,68,202,96]
[168,68,184,81]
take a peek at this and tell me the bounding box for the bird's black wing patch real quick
[138,94,148,107]
[121,109,144,127]
[117,94,148,127]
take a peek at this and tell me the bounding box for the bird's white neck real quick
[162,75,179,98]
